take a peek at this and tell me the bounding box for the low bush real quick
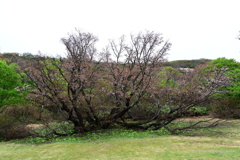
[186,106,209,117]
[210,98,240,118]
[0,115,29,140]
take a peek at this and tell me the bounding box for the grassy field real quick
[0,118,239,160]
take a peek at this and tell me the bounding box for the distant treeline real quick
[0,52,33,62]
[164,59,212,68]
[0,53,211,68]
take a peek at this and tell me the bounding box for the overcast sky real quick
[0,0,240,61]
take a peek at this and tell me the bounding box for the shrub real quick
[0,115,29,140]
[210,98,240,119]
[0,60,28,110]
[186,106,209,117]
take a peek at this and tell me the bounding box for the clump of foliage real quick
[186,106,209,117]
[0,114,30,140]
[208,57,240,118]
[0,60,31,140]
[0,61,28,112]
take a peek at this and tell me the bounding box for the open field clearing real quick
[0,118,239,160]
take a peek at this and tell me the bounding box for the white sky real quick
[0,0,240,61]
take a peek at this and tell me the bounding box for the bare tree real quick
[18,30,102,133]
[101,31,171,127]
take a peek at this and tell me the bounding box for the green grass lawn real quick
[0,118,239,160]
